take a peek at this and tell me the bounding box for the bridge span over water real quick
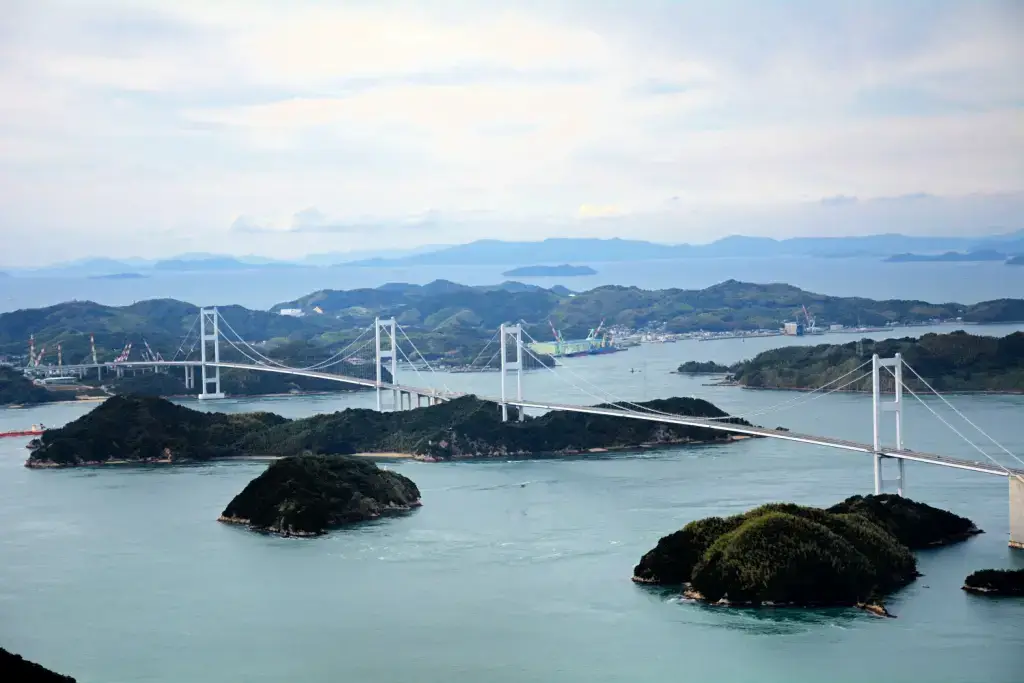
[26,308,1024,548]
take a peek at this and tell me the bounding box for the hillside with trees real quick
[730,331,1024,392]
[0,365,61,405]
[633,494,980,610]
[4,280,1023,372]
[26,394,749,467]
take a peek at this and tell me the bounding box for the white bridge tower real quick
[499,323,524,422]
[198,307,225,400]
[871,353,905,495]
[375,317,398,411]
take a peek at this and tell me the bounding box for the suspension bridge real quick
[22,307,1024,548]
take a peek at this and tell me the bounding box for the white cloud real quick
[0,0,1022,264]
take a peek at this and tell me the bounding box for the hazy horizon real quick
[2,1,1022,264]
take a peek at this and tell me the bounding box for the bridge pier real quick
[1011,476,1024,550]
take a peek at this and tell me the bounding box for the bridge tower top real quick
[374,317,398,411]
[198,307,224,400]
[499,323,523,423]
[872,352,904,495]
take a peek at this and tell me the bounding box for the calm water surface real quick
[2,345,1023,683]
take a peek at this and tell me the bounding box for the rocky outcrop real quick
[219,455,421,537]
[962,569,1024,596]
[0,647,76,682]
[633,495,976,612]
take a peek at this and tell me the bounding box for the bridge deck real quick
[42,360,1023,478]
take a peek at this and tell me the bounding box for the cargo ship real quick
[528,319,625,359]
[0,423,47,438]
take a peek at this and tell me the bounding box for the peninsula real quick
[501,264,596,277]
[633,494,980,612]
[0,366,61,406]
[884,250,1007,263]
[730,331,1024,393]
[25,394,752,468]
[219,455,421,536]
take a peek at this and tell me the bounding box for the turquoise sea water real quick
[2,339,1023,683]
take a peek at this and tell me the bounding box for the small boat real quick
[0,423,47,438]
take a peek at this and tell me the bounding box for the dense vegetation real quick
[0,647,76,682]
[962,569,1024,596]
[632,494,979,609]
[26,395,288,466]
[675,361,731,374]
[26,394,748,467]
[0,365,60,405]
[220,455,421,536]
[6,281,1022,372]
[730,331,1024,392]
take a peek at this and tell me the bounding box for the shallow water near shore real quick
[2,347,1024,683]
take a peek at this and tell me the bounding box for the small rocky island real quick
[26,394,752,467]
[501,264,597,277]
[962,569,1024,596]
[0,647,76,682]
[633,494,981,613]
[220,455,421,536]
[675,361,731,374]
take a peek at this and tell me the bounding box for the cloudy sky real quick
[2,0,1022,263]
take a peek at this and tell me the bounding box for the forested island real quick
[675,361,731,374]
[0,366,61,406]
[0,647,76,682]
[633,494,980,612]
[730,331,1024,393]
[962,569,1024,596]
[501,264,596,277]
[25,394,751,468]
[219,455,421,536]
[6,280,1024,378]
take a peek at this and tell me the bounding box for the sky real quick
[1,0,1023,264]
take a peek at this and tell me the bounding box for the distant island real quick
[1008,255,1024,266]
[88,272,148,280]
[730,331,1024,393]
[0,647,76,682]
[219,455,421,536]
[633,494,980,613]
[675,361,731,374]
[885,250,1007,263]
[25,394,752,468]
[501,264,597,277]
[962,569,1024,596]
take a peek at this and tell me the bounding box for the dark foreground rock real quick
[0,647,76,682]
[963,569,1024,596]
[633,495,979,611]
[219,455,421,537]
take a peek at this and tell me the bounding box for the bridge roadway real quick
[48,360,1024,479]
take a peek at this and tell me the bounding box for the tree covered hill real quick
[26,394,749,467]
[0,365,61,405]
[4,280,1023,366]
[730,331,1024,392]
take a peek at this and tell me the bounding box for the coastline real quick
[23,436,751,469]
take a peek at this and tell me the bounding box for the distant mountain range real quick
[9,229,1023,275]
